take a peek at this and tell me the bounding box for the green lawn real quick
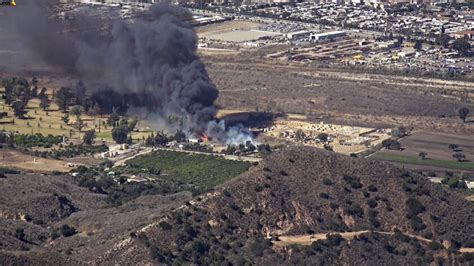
[369,152,474,171]
[122,150,251,190]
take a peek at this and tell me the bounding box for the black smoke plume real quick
[0,1,218,134]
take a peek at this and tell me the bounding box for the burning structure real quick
[0,1,251,143]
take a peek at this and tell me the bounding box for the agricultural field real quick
[369,152,474,172]
[370,131,474,172]
[121,150,252,191]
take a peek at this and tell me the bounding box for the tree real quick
[436,34,451,48]
[38,87,47,99]
[154,131,169,146]
[295,129,305,142]
[127,117,138,132]
[317,133,329,142]
[39,96,51,111]
[452,153,466,162]
[83,129,96,145]
[55,87,73,111]
[107,113,120,127]
[74,118,85,131]
[391,126,409,137]
[112,125,129,144]
[62,114,69,124]
[245,140,256,152]
[15,228,26,241]
[31,76,38,87]
[11,100,27,118]
[73,80,86,106]
[69,105,83,121]
[458,107,470,123]
[382,139,401,150]
[31,86,38,98]
[257,144,271,155]
[225,145,237,155]
[414,41,423,51]
[418,152,428,160]
[452,37,471,56]
[397,36,405,46]
[174,129,186,143]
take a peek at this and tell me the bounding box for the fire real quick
[200,134,209,142]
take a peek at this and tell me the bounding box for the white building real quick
[310,30,346,41]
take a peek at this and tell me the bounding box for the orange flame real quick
[200,134,209,142]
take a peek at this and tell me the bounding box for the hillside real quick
[108,146,474,264]
[0,147,473,265]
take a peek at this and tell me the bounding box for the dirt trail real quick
[460,248,474,253]
[273,230,432,247]
[273,230,474,253]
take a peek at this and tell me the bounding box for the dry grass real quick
[0,149,72,173]
[0,95,152,143]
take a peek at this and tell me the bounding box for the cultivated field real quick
[119,150,252,191]
[370,131,474,172]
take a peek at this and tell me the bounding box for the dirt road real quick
[273,230,431,247]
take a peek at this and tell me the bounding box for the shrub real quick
[159,221,172,231]
[409,216,426,231]
[343,175,363,189]
[325,234,344,246]
[15,228,26,241]
[254,184,264,192]
[367,184,378,192]
[250,238,272,257]
[322,178,333,186]
[346,205,364,217]
[367,199,378,208]
[50,229,61,240]
[382,139,401,150]
[279,170,288,176]
[59,224,77,237]
[0,167,20,175]
[427,241,444,250]
[405,198,425,218]
[223,190,232,197]
[464,240,474,248]
[319,192,330,199]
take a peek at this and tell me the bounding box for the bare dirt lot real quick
[0,149,73,173]
[262,118,391,155]
[196,20,265,36]
[203,53,474,136]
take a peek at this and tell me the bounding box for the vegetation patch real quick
[370,152,474,171]
[123,150,251,191]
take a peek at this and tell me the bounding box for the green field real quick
[369,152,474,171]
[123,150,252,190]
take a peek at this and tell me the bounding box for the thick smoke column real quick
[0,1,218,134]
